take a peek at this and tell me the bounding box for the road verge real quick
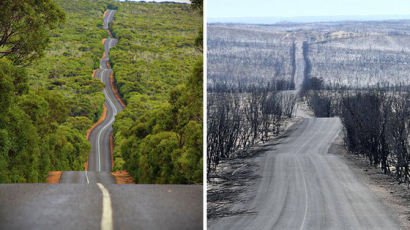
[92,69,97,79]
[85,104,107,171]
[103,10,132,182]
[208,117,302,219]
[112,171,135,184]
[110,71,126,108]
[46,171,62,183]
[334,136,410,230]
[86,104,107,140]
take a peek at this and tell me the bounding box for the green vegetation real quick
[110,2,203,184]
[0,0,65,65]
[0,0,116,182]
[28,0,115,125]
[0,0,202,183]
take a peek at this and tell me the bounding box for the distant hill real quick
[208,15,410,24]
[208,21,410,88]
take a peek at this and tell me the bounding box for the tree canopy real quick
[110,2,203,184]
[0,0,65,65]
[0,0,114,182]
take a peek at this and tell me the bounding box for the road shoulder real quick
[207,117,303,221]
[329,135,410,230]
[46,171,62,183]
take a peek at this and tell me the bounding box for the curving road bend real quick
[209,117,401,230]
[60,10,121,184]
[88,10,122,174]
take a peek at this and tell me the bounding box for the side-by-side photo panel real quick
[0,0,203,229]
[207,0,410,230]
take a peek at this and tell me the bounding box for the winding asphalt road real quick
[88,10,122,174]
[209,118,401,230]
[60,10,121,184]
[0,10,203,229]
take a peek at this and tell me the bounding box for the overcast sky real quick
[207,0,410,18]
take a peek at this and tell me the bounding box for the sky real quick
[207,0,410,19]
[116,0,190,3]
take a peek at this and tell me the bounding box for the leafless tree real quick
[207,81,296,178]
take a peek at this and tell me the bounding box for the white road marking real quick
[97,183,113,230]
[286,119,316,230]
[294,119,327,230]
[96,69,107,171]
[85,171,90,184]
[104,11,110,29]
[104,10,114,30]
[297,158,309,230]
[109,39,113,48]
[96,70,118,171]
[93,9,119,172]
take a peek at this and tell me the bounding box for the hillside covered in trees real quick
[110,2,203,184]
[0,0,202,184]
[0,0,116,182]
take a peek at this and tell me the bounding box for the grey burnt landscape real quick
[207,20,410,230]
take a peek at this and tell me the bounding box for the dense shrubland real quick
[29,0,116,124]
[0,0,202,183]
[110,2,203,184]
[0,0,116,182]
[1,0,202,183]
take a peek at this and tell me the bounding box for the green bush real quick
[110,3,203,184]
[0,0,118,182]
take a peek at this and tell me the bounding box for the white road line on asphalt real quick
[293,119,326,230]
[104,11,110,29]
[297,158,309,230]
[93,10,118,172]
[85,170,90,184]
[97,183,113,230]
[96,70,117,171]
[94,10,117,171]
[96,69,107,171]
[104,10,113,30]
[288,119,316,230]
